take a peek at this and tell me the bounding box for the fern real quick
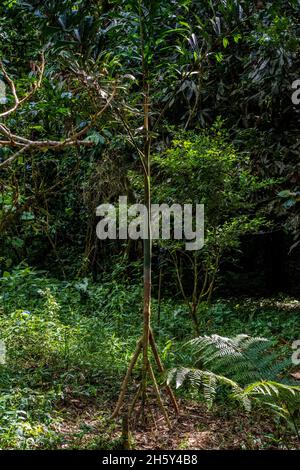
[169,334,300,436]
[168,368,300,434]
[168,367,251,411]
[237,380,300,436]
[188,334,291,385]
[237,381,300,414]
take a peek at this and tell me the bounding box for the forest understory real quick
[1,0,300,453]
[0,269,299,450]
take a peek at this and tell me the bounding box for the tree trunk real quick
[111,0,178,427]
[141,66,151,404]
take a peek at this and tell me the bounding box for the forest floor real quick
[53,398,300,450]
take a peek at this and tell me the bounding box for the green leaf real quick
[223,38,229,49]
[233,33,242,44]
[215,52,224,63]
[84,132,105,145]
[278,190,292,198]
[20,211,35,221]
[11,238,25,249]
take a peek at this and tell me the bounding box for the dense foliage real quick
[0,0,299,451]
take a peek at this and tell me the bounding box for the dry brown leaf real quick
[290,371,300,380]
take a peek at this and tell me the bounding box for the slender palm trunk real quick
[111,0,179,426]
[140,0,152,404]
[141,77,151,404]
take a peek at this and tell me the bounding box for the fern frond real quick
[172,335,300,436]
[167,366,248,409]
[239,380,300,402]
[188,334,289,385]
[235,380,300,423]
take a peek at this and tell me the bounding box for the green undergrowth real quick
[0,266,298,448]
